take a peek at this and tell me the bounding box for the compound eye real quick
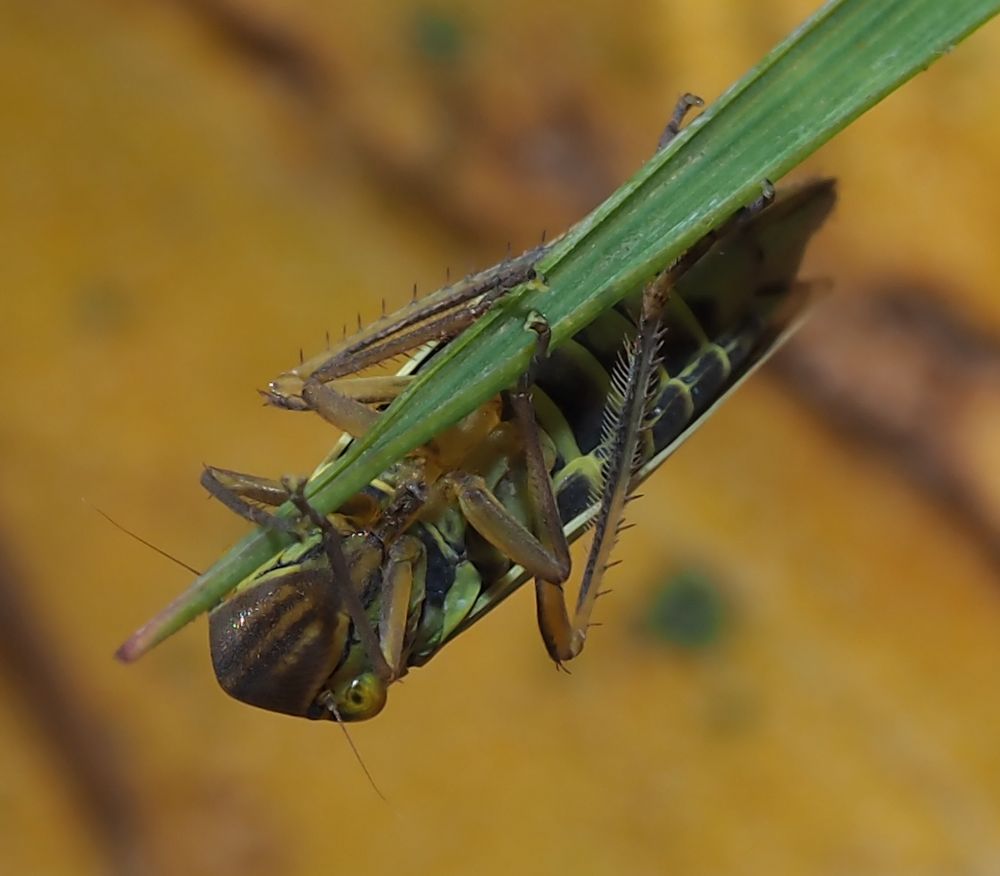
[331,673,387,722]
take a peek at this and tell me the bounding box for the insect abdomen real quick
[541,179,836,528]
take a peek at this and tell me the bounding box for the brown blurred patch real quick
[163,0,631,244]
[776,285,1000,567]
[0,532,151,876]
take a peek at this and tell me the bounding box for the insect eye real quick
[330,673,387,721]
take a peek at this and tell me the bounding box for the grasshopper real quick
[120,99,835,722]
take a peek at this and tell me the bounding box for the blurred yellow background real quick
[2,2,1000,874]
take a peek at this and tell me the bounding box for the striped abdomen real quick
[537,179,835,529]
[426,179,835,645]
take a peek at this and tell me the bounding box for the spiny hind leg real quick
[536,270,674,663]
[265,246,548,416]
[434,303,635,665]
[270,308,504,436]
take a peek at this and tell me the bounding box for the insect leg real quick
[661,179,777,284]
[265,245,549,410]
[272,303,516,434]
[548,270,674,662]
[439,316,576,647]
[298,382,382,436]
[283,478,395,683]
[377,536,424,677]
[445,469,571,584]
[313,375,413,404]
[200,466,298,532]
[201,463,382,527]
[312,245,547,381]
[656,92,704,151]
[265,374,415,438]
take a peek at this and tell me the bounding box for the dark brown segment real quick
[209,570,345,717]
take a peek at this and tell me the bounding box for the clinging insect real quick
[118,98,835,722]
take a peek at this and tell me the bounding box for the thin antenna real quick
[330,703,387,802]
[84,500,202,576]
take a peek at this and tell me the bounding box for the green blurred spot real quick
[411,10,464,64]
[74,281,133,336]
[642,569,726,650]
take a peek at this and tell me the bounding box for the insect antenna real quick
[329,702,387,802]
[84,500,202,577]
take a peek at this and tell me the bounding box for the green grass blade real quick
[117,0,999,661]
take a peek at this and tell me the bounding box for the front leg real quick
[200,466,298,532]
[437,314,579,663]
